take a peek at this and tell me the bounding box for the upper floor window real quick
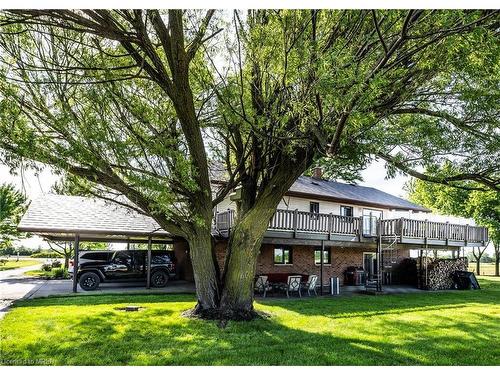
[310,201,319,214]
[340,205,353,217]
[274,247,293,265]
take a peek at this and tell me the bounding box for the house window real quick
[314,248,331,265]
[340,205,353,217]
[310,201,319,214]
[310,201,319,219]
[274,247,293,265]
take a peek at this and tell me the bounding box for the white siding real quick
[217,194,399,218]
[278,195,393,217]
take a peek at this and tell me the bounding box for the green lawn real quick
[468,262,497,276]
[1,276,499,365]
[0,259,40,271]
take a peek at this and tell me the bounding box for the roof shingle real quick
[288,176,430,212]
[18,194,169,237]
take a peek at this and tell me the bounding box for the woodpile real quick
[420,258,468,290]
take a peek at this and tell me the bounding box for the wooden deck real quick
[214,209,488,247]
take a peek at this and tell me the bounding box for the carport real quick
[18,194,177,293]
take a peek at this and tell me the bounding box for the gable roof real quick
[287,176,431,212]
[18,194,171,241]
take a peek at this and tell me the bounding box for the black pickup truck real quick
[70,250,176,291]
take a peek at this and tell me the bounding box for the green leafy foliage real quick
[407,175,500,250]
[0,183,27,249]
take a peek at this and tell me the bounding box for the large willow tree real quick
[0,10,498,319]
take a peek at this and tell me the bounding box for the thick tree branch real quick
[377,153,499,192]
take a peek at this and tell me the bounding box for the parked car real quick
[70,250,176,291]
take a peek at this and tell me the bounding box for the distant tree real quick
[467,190,500,276]
[408,176,500,275]
[0,183,28,250]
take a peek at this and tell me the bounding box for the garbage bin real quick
[330,277,340,295]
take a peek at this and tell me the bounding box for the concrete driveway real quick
[29,279,195,298]
[0,261,46,318]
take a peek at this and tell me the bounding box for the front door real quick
[363,252,377,279]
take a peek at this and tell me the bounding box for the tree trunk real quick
[218,153,313,320]
[496,255,499,277]
[64,254,70,269]
[219,206,275,319]
[495,243,499,277]
[187,230,220,314]
[476,258,481,275]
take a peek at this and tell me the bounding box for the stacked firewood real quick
[421,258,468,290]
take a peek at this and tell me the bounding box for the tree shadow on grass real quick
[2,278,499,365]
[2,293,499,366]
[258,285,500,320]
[12,293,197,308]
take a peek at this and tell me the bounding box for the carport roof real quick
[18,194,172,243]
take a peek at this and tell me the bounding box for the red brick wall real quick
[177,240,410,285]
[255,244,365,285]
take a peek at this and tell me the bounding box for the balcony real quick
[214,209,488,247]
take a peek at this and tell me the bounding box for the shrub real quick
[51,260,62,268]
[0,258,7,266]
[41,263,52,272]
[31,251,64,259]
[51,267,68,279]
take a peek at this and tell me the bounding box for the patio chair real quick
[302,274,319,296]
[283,275,302,298]
[254,275,271,297]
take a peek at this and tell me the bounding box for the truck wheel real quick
[151,270,168,288]
[79,272,100,291]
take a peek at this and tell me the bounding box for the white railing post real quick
[424,219,428,245]
[328,213,333,240]
[293,209,298,238]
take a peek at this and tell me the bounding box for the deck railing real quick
[268,209,360,235]
[377,217,487,243]
[214,209,488,244]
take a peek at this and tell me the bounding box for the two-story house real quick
[17,168,489,293]
[173,168,488,289]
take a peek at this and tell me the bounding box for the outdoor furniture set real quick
[254,273,319,298]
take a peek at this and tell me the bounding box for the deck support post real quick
[376,219,383,292]
[72,234,80,293]
[320,240,324,296]
[146,236,152,289]
[418,249,423,289]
